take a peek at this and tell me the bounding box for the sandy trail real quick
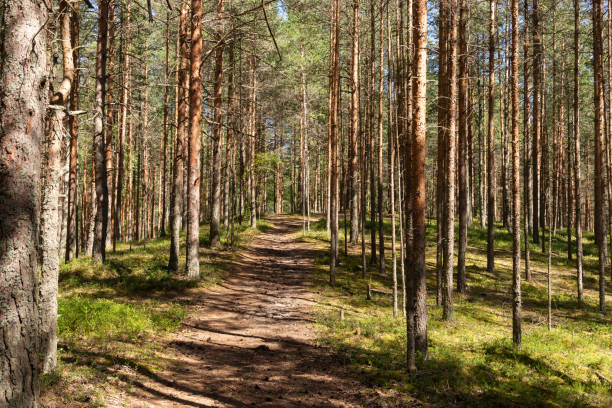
[124,216,394,408]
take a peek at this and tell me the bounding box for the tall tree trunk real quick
[227,40,236,224]
[161,10,170,237]
[105,2,115,249]
[435,0,447,306]
[377,0,385,274]
[457,0,468,294]
[40,0,75,374]
[349,0,360,245]
[441,0,457,322]
[210,0,225,247]
[573,0,584,303]
[409,0,428,369]
[369,0,377,264]
[593,0,607,312]
[66,6,80,262]
[387,4,398,316]
[114,2,130,251]
[169,2,189,271]
[510,0,522,347]
[93,0,110,262]
[0,1,47,405]
[329,0,340,285]
[186,0,203,278]
[249,48,258,229]
[523,0,532,281]
[486,0,496,274]
[532,0,541,245]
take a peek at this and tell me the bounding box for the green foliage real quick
[58,296,184,340]
[308,217,612,407]
[255,151,282,174]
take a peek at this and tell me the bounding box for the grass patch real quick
[58,296,185,340]
[309,216,612,407]
[42,219,269,407]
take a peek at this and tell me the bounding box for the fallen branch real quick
[594,371,611,385]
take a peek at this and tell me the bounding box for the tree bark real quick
[93,0,110,262]
[0,1,47,405]
[349,0,360,245]
[40,0,75,374]
[410,0,428,369]
[486,0,496,274]
[169,2,189,271]
[210,0,225,247]
[329,0,340,285]
[377,0,385,274]
[186,0,203,278]
[457,0,468,294]
[66,6,80,262]
[593,0,607,312]
[114,2,130,251]
[161,10,170,237]
[532,0,541,245]
[523,0,532,281]
[441,0,457,322]
[573,0,584,303]
[510,0,522,347]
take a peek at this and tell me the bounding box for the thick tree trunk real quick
[169,2,189,271]
[93,0,110,262]
[0,1,47,405]
[186,0,203,278]
[441,0,457,322]
[510,0,522,347]
[410,0,428,369]
[40,1,75,374]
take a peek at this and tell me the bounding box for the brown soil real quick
[120,216,407,408]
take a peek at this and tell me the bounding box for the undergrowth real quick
[307,215,612,407]
[41,220,267,407]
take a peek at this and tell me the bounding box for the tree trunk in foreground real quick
[0,1,48,405]
[409,0,428,371]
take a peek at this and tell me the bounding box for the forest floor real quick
[42,216,415,407]
[41,214,611,407]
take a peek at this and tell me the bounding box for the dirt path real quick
[124,216,392,408]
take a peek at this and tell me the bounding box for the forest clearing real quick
[1,0,612,407]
